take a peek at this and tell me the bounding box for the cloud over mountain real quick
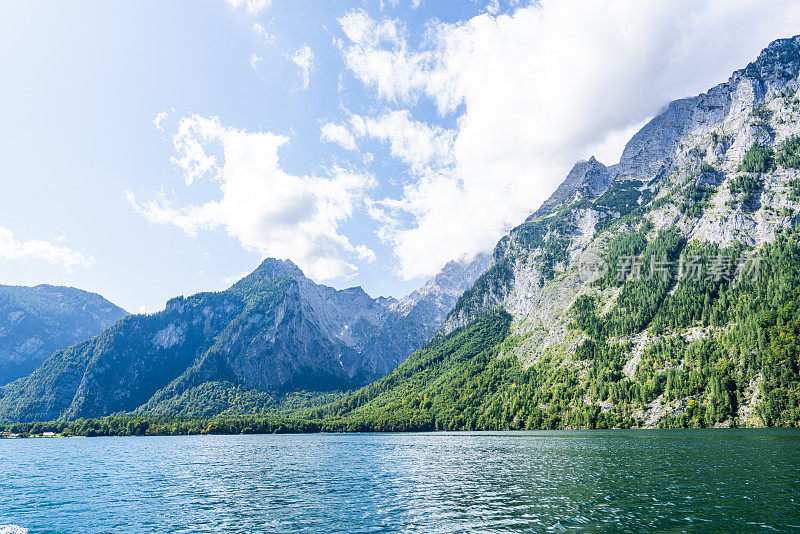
[128,114,376,281]
[337,0,800,280]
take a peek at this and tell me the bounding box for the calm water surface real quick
[1,430,799,533]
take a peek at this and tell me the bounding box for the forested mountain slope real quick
[0,284,127,385]
[0,255,488,422]
[308,35,800,430]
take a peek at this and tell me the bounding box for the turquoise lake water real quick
[1,429,799,533]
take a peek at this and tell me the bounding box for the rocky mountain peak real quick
[227,258,307,295]
[430,253,493,293]
[252,258,305,280]
[615,36,800,185]
[398,253,491,310]
[581,156,613,195]
[536,156,612,216]
[446,32,800,334]
[740,35,800,82]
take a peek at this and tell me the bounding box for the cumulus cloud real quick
[339,11,432,106]
[320,122,357,151]
[290,45,314,90]
[129,115,376,280]
[0,226,95,271]
[338,1,800,279]
[250,53,263,70]
[226,0,270,15]
[355,244,377,263]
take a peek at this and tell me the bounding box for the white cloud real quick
[339,11,433,106]
[226,0,271,15]
[129,114,376,281]
[322,111,454,171]
[290,45,315,90]
[355,245,377,263]
[253,23,274,43]
[0,226,95,271]
[360,110,454,172]
[250,53,263,70]
[339,1,800,280]
[153,111,167,132]
[320,122,357,151]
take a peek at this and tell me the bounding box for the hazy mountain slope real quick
[0,284,128,385]
[0,289,247,422]
[0,255,489,422]
[310,35,800,430]
[355,252,493,381]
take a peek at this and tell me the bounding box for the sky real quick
[2,0,800,314]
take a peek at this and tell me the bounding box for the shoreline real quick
[0,419,780,439]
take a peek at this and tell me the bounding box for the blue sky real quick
[2,0,800,313]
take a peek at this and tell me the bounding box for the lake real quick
[1,430,799,533]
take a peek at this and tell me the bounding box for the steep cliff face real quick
[448,35,800,334]
[0,285,128,385]
[321,35,800,430]
[0,255,489,421]
[488,35,800,426]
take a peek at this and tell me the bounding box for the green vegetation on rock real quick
[729,174,764,211]
[777,134,800,168]
[739,143,775,174]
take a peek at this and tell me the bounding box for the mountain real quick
[7,36,800,430]
[358,252,491,381]
[0,284,128,385]
[0,254,489,422]
[309,35,800,430]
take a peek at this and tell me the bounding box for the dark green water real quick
[1,430,798,533]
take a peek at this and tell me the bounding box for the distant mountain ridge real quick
[0,284,128,385]
[0,254,489,421]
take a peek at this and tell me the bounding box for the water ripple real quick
[0,430,799,533]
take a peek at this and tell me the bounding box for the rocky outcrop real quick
[538,157,612,215]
